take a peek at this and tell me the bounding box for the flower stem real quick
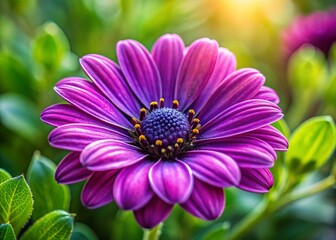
[228,199,269,240]
[228,175,335,240]
[143,223,163,240]
[271,175,335,211]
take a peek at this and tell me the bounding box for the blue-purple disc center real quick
[141,108,189,146]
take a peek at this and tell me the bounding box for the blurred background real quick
[0,0,335,239]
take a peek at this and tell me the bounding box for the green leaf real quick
[0,51,36,99]
[20,210,74,240]
[0,169,11,184]
[202,222,230,240]
[0,175,33,234]
[27,151,70,220]
[70,223,99,240]
[32,22,70,71]
[285,116,336,174]
[272,119,290,139]
[0,223,16,240]
[0,94,42,143]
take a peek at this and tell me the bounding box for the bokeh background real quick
[0,0,335,239]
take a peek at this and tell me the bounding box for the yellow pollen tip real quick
[189,109,195,115]
[160,98,164,102]
[139,135,147,141]
[150,101,158,106]
[193,118,200,123]
[192,129,199,134]
[140,108,146,113]
[161,149,166,154]
[177,138,183,144]
[173,100,179,105]
[155,140,163,146]
[134,124,141,129]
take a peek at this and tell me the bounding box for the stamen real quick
[188,109,195,123]
[131,117,138,125]
[134,124,142,135]
[192,118,200,129]
[177,138,183,145]
[160,98,164,108]
[139,135,148,146]
[172,100,179,109]
[191,128,199,137]
[140,108,146,121]
[155,140,163,153]
[150,101,158,111]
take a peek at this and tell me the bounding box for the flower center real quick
[141,108,189,146]
[130,98,201,160]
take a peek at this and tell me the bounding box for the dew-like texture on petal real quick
[198,137,276,168]
[80,140,147,171]
[182,150,240,188]
[113,160,154,210]
[240,126,288,151]
[174,38,218,111]
[237,168,274,193]
[199,69,265,123]
[55,152,92,184]
[134,195,173,229]
[149,160,193,204]
[254,86,280,104]
[81,170,119,208]
[48,123,130,151]
[191,47,237,112]
[181,178,224,220]
[55,77,132,129]
[80,54,141,117]
[152,34,184,106]
[117,40,161,107]
[200,99,283,139]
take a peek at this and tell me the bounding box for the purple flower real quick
[282,8,336,59]
[41,34,288,229]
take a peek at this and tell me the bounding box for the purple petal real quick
[152,34,184,106]
[149,159,193,204]
[81,170,119,208]
[200,99,283,139]
[241,126,288,151]
[254,86,280,104]
[134,195,173,229]
[198,136,277,168]
[80,139,147,171]
[55,77,132,129]
[80,54,141,117]
[48,123,130,151]
[180,178,224,220]
[174,38,218,111]
[113,160,154,210]
[191,47,237,111]
[183,150,240,188]
[117,40,161,107]
[199,68,265,123]
[40,104,112,128]
[238,168,274,193]
[55,152,92,184]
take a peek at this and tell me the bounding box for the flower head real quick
[282,8,336,59]
[41,34,288,229]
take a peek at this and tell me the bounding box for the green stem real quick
[272,175,335,211]
[228,175,335,240]
[143,223,163,240]
[228,199,269,240]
